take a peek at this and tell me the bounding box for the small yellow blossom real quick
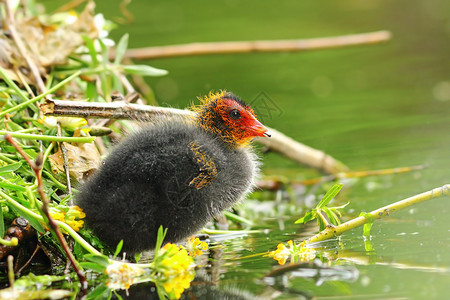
[49,205,86,232]
[105,261,144,290]
[183,237,208,257]
[156,243,195,299]
[49,209,65,223]
[65,219,84,232]
[268,240,316,265]
[268,240,294,265]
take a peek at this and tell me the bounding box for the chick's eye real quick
[229,109,241,120]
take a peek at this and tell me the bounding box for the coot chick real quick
[77,91,270,254]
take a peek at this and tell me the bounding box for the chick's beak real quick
[248,118,271,138]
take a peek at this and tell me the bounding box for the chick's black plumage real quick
[77,92,268,254]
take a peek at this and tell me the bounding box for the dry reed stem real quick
[117,31,391,60]
[40,98,349,174]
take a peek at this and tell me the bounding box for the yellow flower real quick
[162,271,194,299]
[49,209,66,222]
[268,240,293,265]
[64,205,85,232]
[105,261,144,290]
[268,240,316,265]
[48,205,86,232]
[66,219,84,232]
[183,237,208,257]
[156,243,195,299]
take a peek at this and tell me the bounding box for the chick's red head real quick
[195,91,270,147]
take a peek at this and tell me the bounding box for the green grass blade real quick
[83,254,110,267]
[323,206,340,226]
[0,131,95,143]
[153,226,167,259]
[294,211,315,224]
[0,71,81,118]
[0,66,29,101]
[79,262,107,273]
[317,183,343,208]
[0,162,22,173]
[0,181,27,192]
[0,202,4,237]
[113,240,124,258]
[122,65,168,77]
[82,35,99,67]
[114,34,129,65]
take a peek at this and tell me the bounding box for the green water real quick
[49,0,449,298]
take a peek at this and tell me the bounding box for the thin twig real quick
[54,0,88,12]
[14,66,35,98]
[117,30,392,60]
[55,123,76,277]
[40,98,349,173]
[0,130,95,143]
[316,210,332,227]
[40,98,189,119]
[56,123,73,197]
[304,184,450,245]
[257,164,428,189]
[254,127,349,174]
[118,0,134,24]
[16,244,41,275]
[4,134,88,295]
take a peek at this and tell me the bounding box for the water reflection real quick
[263,259,359,288]
[113,280,256,300]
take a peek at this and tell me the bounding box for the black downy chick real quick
[77,91,270,254]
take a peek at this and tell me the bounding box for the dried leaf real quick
[49,142,100,182]
[0,1,99,70]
